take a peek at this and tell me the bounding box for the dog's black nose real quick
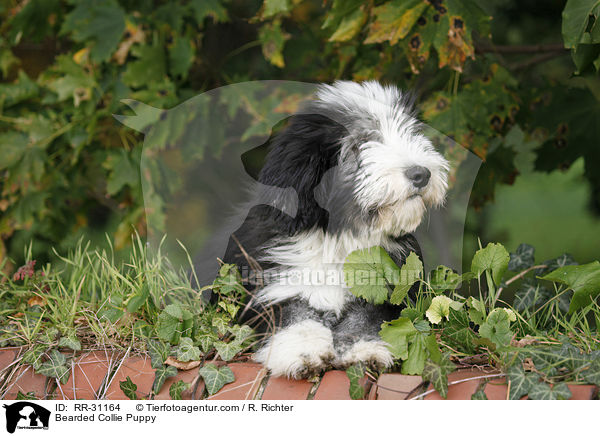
[405,166,431,188]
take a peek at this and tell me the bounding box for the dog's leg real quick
[253,300,337,379]
[332,300,399,371]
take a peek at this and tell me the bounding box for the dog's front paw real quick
[336,339,394,371]
[254,319,335,379]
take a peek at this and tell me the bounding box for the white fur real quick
[257,228,407,315]
[254,319,335,379]
[336,339,394,369]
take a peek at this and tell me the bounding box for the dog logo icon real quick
[3,402,50,433]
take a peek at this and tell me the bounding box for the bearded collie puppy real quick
[225,81,449,379]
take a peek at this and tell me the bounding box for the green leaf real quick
[16,391,37,400]
[346,363,366,400]
[60,0,126,62]
[261,0,292,19]
[540,261,600,312]
[147,339,169,369]
[379,317,417,360]
[0,131,29,170]
[122,44,167,88]
[425,295,454,324]
[214,341,242,362]
[328,5,367,42]
[189,0,228,24]
[402,334,427,375]
[196,330,219,353]
[514,278,547,312]
[199,363,235,396]
[365,0,426,45]
[528,382,572,400]
[581,359,600,385]
[479,308,513,349]
[390,252,423,304]
[345,246,402,304]
[562,0,600,48]
[428,265,462,293]
[322,0,365,42]
[506,364,537,399]
[508,243,535,271]
[258,19,290,68]
[176,337,202,362]
[58,335,81,351]
[168,36,194,78]
[22,345,46,371]
[471,242,510,286]
[467,297,486,325]
[37,350,70,383]
[119,376,138,400]
[152,365,178,394]
[443,308,477,354]
[471,383,488,400]
[421,355,456,398]
[104,150,139,196]
[169,380,191,400]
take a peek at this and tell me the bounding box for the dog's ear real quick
[258,113,346,235]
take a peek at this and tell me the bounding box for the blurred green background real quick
[0,0,599,273]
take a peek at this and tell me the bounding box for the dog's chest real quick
[257,229,402,315]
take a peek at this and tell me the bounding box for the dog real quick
[225,81,449,379]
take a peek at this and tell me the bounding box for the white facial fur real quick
[317,81,449,236]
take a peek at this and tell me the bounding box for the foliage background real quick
[0,0,599,274]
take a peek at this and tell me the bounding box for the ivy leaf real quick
[471,242,510,286]
[119,376,138,400]
[169,380,191,400]
[214,341,242,362]
[379,317,417,360]
[479,309,513,349]
[528,382,572,400]
[37,350,70,384]
[147,339,169,369]
[540,261,600,312]
[344,246,401,304]
[508,243,535,271]
[229,324,254,346]
[58,335,81,351]
[390,252,423,305]
[60,0,126,63]
[471,383,488,400]
[421,355,456,398]
[346,363,366,400]
[176,337,202,362]
[199,363,235,396]
[152,365,178,394]
[581,359,600,385]
[196,330,219,353]
[514,278,546,312]
[443,308,476,354]
[506,364,538,399]
[542,254,578,274]
[22,345,46,371]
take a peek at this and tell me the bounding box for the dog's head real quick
[260,80,449,238]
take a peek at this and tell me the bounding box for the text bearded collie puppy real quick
[225,81,449,379]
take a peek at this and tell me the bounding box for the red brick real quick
[375,374,423,400]
[154,367,202,400]
[261,376,313,400]
[104,356,155,400]
[58,351,114,400]
[568,384,597,400]
[206,363,266,400]
[483,377,510,400]
[4,365,47,400]
[426,370,501,400]
[313,370,353,400]
[0,348,18,372]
